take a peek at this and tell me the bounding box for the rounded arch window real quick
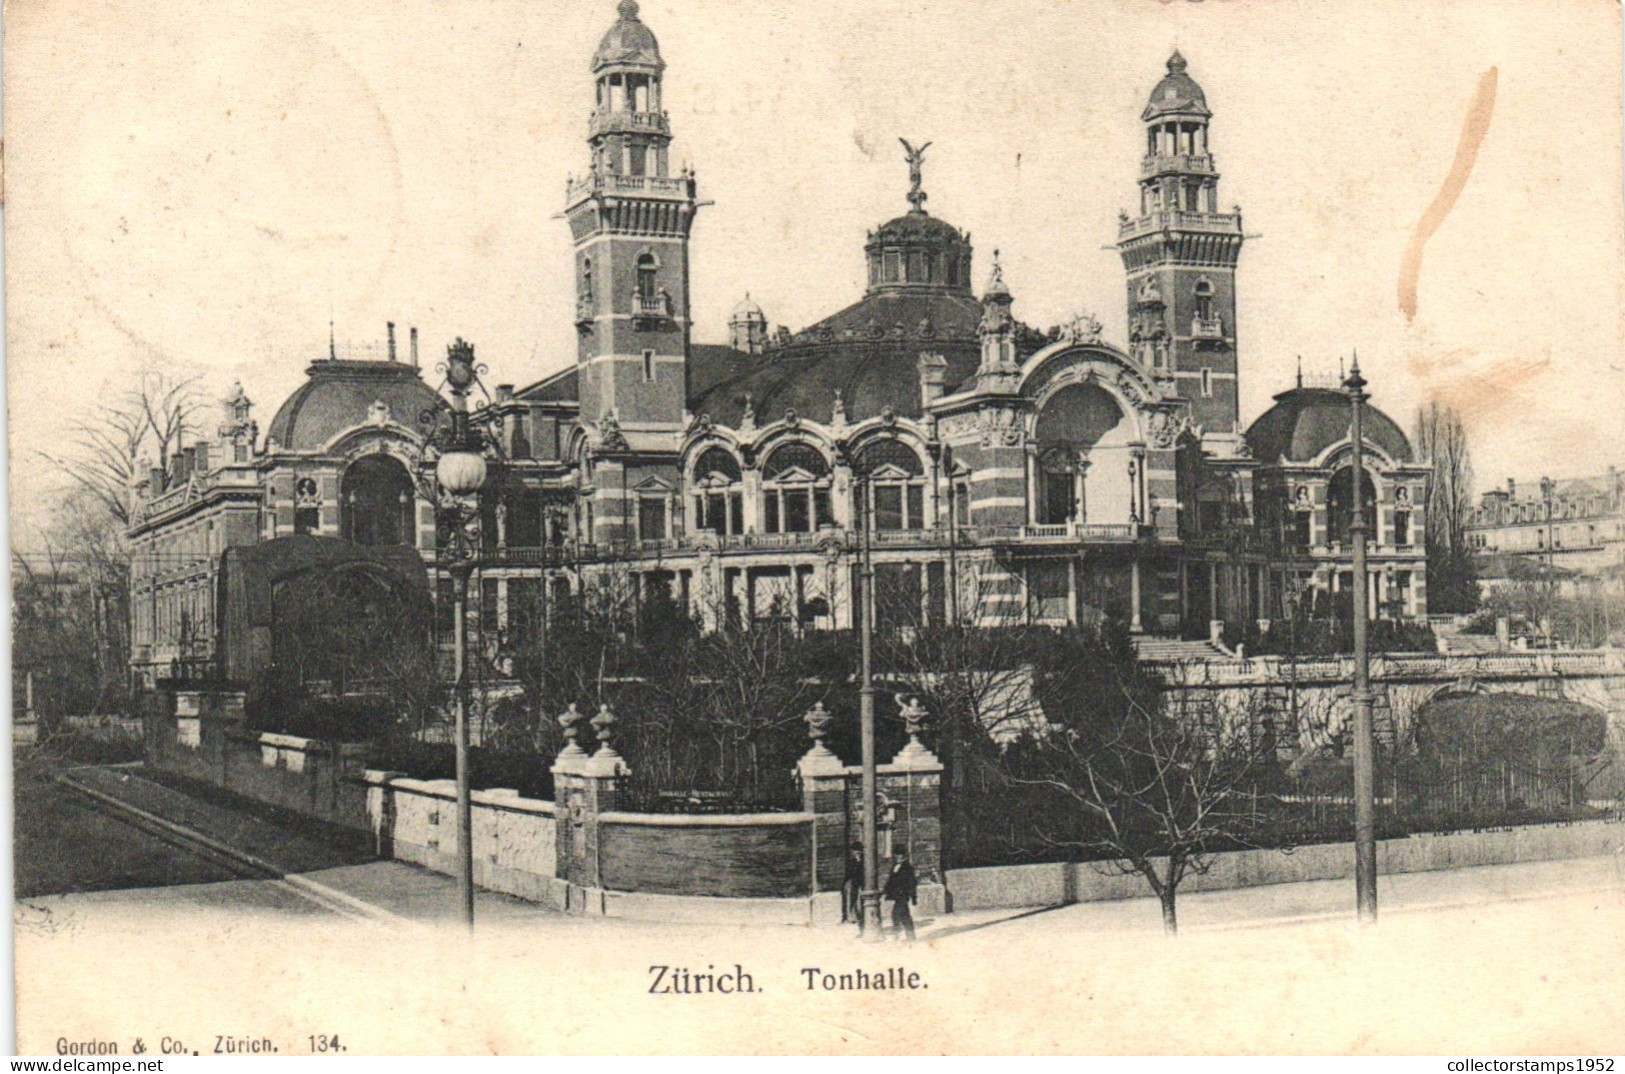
[1327,466,1378,545]
[761,442,832,534]
[691,446,744,536]
[854,439,926,531]
[1193,276,1216,322]
[341,454,415,547]
[636,252,659,303]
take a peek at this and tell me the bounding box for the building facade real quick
[128,1,1430,687]
[1467,471,1625,588]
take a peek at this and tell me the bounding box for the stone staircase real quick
[1132,635,1230,663]
[1437,633,1504,655]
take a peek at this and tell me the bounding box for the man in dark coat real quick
[841,844,863,924]
[882,852,918,941]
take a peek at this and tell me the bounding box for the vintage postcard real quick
[7,0,1625,1057]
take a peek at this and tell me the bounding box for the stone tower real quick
[565,0,700,432]
[1117,52,1244,438]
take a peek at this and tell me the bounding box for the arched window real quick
[341,454,415,547]
[581,257,593,302]
[1327,467,1378,546]
[691,446,744,536]
[1039,447,1082,525]
[636,252,658,304]
[761,442,832,534]
[853,439,926,531]
[1193,277,1216,323]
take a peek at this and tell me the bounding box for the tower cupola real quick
[587,0,671,180]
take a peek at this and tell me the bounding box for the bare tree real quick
[11,491,133,720]
[1002,634,1276,934]
[39,370,203,526]
[1414,401,1479,611]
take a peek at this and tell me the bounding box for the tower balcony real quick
[565,171,694,205]
[588,108,672,139]
[1140,153,1216,178]
[1190,316,1225,339]
[1118,208,1243,242]
[633,291,673,317]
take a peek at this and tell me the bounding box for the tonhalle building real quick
[128,1,1429,687]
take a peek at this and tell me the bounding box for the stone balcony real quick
[1190,316,1225,340]
[565,171,693,204]
[1140,153,1215,178]
[587,109,671,139]
[1118,208,1243,242]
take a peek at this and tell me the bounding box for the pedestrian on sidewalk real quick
[883,851,917,942]
[841,843,863,924]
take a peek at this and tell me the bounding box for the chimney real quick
[410,326,419,368]
[1507,477,1516,498]
[918,352,949,409]
[149,465,166,494]
[179,447,196,483]
[387,322,397,362]
[192,442,210,475]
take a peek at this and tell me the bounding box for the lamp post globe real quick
[436,450,487,497]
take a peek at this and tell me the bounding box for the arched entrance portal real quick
[1033,382,1137,525]
[341,454,415,547]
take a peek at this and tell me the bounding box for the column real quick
[1025,448,1038,526]
[1130,558,1144,634]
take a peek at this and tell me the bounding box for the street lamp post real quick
[1345,357,1378,924]
[1540,475,1556,642]
[854,469,883,940]
[428,338,491,931]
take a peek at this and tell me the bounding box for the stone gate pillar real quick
[796,701,851,923]
[550,703,630,915]
[877,704,946,915]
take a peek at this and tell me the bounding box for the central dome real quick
[864,210,974,295]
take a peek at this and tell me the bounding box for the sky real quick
[6,0,1624,545]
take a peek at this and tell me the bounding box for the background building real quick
[1468,470,1625,593]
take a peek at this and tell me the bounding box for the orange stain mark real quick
[1398,67,1499,324]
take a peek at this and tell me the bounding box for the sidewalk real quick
[925,852,1625,941]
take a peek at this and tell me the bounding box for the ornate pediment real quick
[769,465,823,485]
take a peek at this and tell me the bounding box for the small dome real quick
[730,293,766,321]
[1244,386,1413,464]
[266,359,442,453]
[591,0,663,73]
[1143,51,1210,120]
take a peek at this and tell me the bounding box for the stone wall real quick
[946,818,1625,911]
[364,775,560,904]
[142,689,942,921]
[145,693,372,830]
